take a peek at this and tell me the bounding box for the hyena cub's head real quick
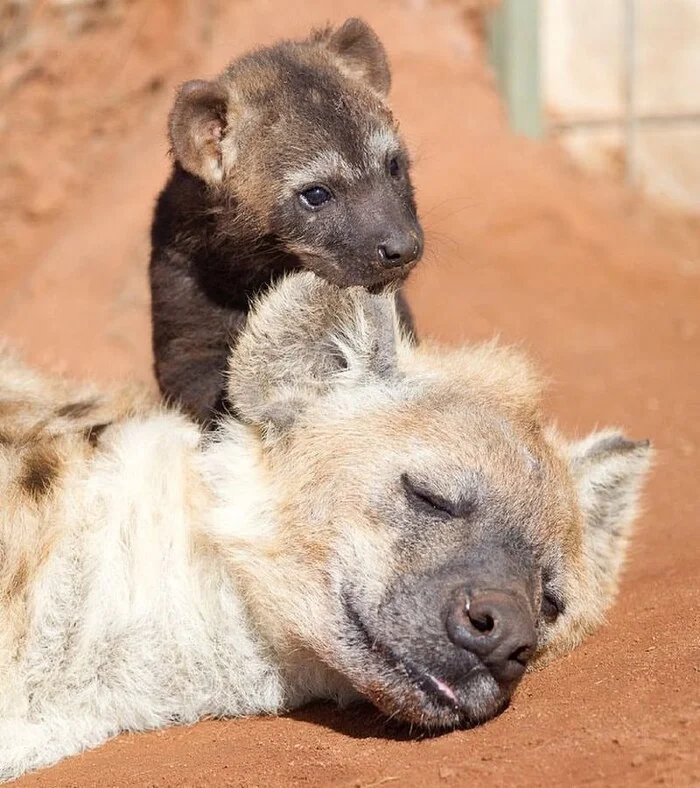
[224,273,652,730]
[169,19,422,288]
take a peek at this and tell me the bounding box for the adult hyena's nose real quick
[445,588,536,687]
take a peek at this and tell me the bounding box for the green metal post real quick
[488,0,543,138]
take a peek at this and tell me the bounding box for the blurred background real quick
[0,3,698,786]
[2,2,699,321]
[1,1,698,374]
[1,0,698,379]
[492,1,700,211]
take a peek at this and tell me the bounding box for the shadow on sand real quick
[285,699,490,741]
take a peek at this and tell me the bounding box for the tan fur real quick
[0,350,156,669]
[0,275,651,780]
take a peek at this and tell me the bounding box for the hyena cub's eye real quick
[388,155,401,178]
[401,473,454,518]
[299,185,332,209]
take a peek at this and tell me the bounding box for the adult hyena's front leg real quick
[0,716,116,782]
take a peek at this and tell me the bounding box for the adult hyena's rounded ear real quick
[322,18,391,97]
[570,430,653,602]
[168,79,229,185]
[226,272,400,440]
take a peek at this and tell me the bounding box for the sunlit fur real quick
[0,274,651,780]
[152,18,422,424]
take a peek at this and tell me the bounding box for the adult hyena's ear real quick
[570,430,653,602]
[227,273,399,440]
[168,79,230,185]
[319,18,391,97]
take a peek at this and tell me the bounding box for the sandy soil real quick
[1,1,699,785]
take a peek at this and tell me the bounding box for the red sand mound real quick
[2,1,698,785]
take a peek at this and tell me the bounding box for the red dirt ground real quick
[2,1,699,786]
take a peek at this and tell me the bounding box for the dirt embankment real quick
[1,1,699,786]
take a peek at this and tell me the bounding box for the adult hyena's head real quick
[167,18,422,288]
[223,273,652,730]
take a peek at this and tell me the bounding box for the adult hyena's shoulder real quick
[0,345,159,662]
[0,344,156,445]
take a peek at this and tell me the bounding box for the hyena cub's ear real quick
[319,18,391,97]
[570,430,653,600]
[168,79,230,184]
[227,272,399,440]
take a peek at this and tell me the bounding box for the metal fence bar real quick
[622,0,637,184]
[487,0,543,138]
[484,0,698,198]
[551,113,700,132]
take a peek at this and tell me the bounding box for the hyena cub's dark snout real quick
[357,187,423,272]
[377,232,419,268]
[294,180,424,288]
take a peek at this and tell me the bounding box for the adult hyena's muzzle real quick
[343,537,539,730]
[444,584,536,690]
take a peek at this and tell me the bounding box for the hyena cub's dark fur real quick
[150,18,424,424]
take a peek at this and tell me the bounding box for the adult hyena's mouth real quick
[341,596,505,730]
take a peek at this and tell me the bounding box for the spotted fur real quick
[0,276,651,780]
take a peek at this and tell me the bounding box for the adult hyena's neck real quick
[104,415,289,719]
[197,426,363,711]
[15,413,287,724]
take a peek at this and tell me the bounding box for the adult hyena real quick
[0,273,651,780]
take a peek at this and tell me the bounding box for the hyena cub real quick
[0,273,651,781]
[150,18,423,424]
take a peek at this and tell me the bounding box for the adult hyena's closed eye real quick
[150,18,423,424]
[0,273,651,780]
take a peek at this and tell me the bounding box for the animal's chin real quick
[297,252,415,290]
[341,599,508,731]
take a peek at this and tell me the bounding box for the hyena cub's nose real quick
[445,589,536,686]
[376,231,421,268]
